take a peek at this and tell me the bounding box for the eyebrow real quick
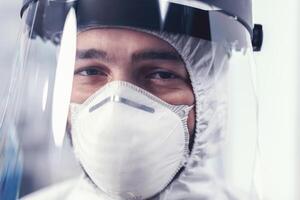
[76,49,182,63]
[132,50,182,63]
[76,49,108,60]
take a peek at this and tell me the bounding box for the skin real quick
[71,28,195,134]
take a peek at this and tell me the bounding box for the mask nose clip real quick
[89,94,155,114]
[111,95,120,102]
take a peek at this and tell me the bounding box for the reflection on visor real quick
[51,8,77,147]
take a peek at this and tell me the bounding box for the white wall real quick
[253,0,300,199]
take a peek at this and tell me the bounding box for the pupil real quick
[160,72,172,79]
[86,69,99,75]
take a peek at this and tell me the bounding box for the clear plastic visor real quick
[0,1,258,199]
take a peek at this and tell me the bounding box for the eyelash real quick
[75,67,107,76]
[146,70,179,80]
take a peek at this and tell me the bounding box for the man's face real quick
[71,28,195,134]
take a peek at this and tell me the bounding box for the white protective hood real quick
[148,31,236,200]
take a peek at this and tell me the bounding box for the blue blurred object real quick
[0,125,22,200]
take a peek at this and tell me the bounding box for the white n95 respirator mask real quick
[70,81,192,200]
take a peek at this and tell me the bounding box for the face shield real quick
[1,0,259,199]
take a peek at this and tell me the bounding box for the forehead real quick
[76,28,178,53]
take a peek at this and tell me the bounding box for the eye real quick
[75,67,107,76]
[146,70,179,80]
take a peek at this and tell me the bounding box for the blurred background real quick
[0,1,299,199]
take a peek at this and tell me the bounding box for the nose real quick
[108,67,138,85]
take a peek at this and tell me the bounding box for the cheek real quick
[71,82,99,103]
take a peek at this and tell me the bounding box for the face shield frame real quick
[21,0,253,51]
